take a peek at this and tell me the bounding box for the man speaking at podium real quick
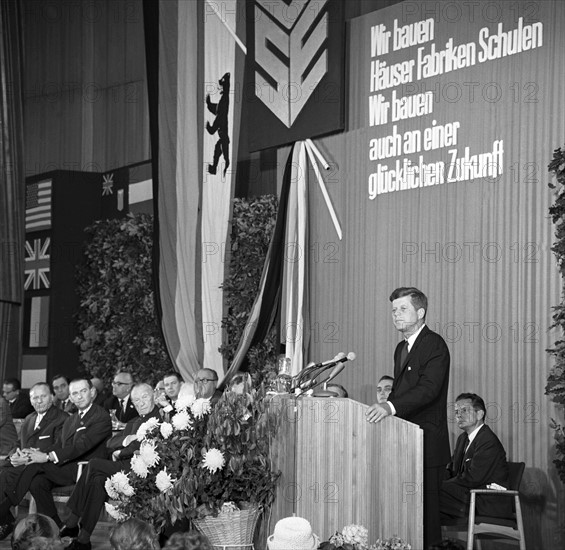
[366,287,451,548]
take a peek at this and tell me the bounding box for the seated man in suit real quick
[0,382,68,476]
[104,371,138,425]
[0,378,112,539]
[61,383,161,550]
[52,374,77,414]
[90,377,108,407]
[156,371,183,412]
[2,378,34,419]
[440,392,511,520]
[376,375,394,404]
[0,397,18,459]
[194,368,222,404]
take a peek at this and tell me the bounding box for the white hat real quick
[267,517,320,550]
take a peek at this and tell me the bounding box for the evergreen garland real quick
[219,195,279,385]
[74,213,172,385]
[547,145,565,482]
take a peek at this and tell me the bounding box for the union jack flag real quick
[24,237,51,290]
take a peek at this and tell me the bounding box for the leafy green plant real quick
[547,145,565,482]
[74,213,172,385]
[220,195,279,385]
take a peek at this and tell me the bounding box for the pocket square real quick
[407,366,412,371]
[77,426,86,432]
[38,435,50,439]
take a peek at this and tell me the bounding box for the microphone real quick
[326,352,356,370]
[325,362,346,382]
[292,353,345,390]
[306,352,356,392]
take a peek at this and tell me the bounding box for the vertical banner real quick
[146,0,244,382]
[280,143,309,375]
[148,0,203,381]
[201,0,245,378]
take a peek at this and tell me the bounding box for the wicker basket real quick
[193,507,261,550]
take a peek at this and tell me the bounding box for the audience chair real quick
[442,461,526,550]
[27,461,88,514]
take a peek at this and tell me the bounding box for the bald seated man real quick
[61,383,161,549]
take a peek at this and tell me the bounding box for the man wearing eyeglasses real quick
[2,378,33,419]
[194,369,221,403]
[103,371,138,424]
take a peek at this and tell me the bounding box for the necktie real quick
[399,340,409,367]
[457,434,470,473]
[34,415,41,430]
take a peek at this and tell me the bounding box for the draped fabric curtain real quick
[0,0,24,380]
[144,0,244,383]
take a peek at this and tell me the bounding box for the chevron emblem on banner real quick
[254,0,329,127]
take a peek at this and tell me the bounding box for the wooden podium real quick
[269,396,423,549]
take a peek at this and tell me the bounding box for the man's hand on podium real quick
[366,402,392,423]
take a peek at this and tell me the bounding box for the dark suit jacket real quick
[0,397,18,455]
[0,405,69,488]
[13,405,68,454]
[389,324,451,467]
[103,395,139,423]
[106,406,161,460]
[442,424,511,517]
[9,393,34,419]
[45,403,112,467]
[93,390,109,407]
[54,397,78,414]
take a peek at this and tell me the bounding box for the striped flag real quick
[28,296,50,347]
[25,179,52,232]
[24,237,50,290]
[145,0,244,383]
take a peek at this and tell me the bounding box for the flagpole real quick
[205,0,247,55]
[304,140,342,240]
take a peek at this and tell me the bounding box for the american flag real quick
[24,237,50,290]
[26,180,52,232]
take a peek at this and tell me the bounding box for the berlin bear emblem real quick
[206,72,230,176]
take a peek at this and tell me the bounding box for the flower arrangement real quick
[105,386,280,532]
[320,525,410,550]
[371,536,412,550]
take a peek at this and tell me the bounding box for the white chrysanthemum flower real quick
[104,477,119,500]
[139,441,160,468]
[342,524,369,549]
[105,502,127,522]
[160,422,173,439]
[172,410,192,431]
[155,468,175,493]
[136,417,159,440]
[175,393,196,411]
[130,454,149,478]
[202,448,225,473]
[105,472,134,498]
[191,398,212,419]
